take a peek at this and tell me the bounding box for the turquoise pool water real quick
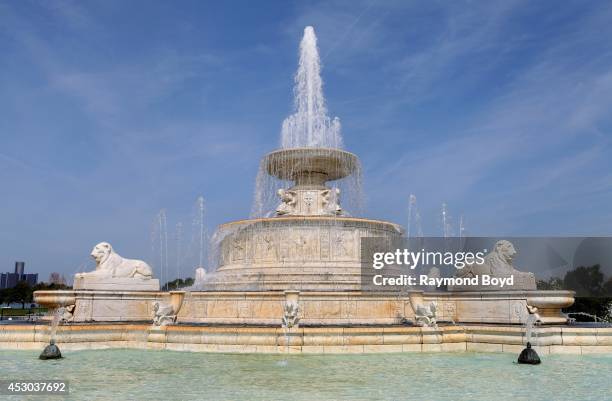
[1,350,610,400]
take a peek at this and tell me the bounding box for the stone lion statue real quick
[456,240,536,290]
[488,240,529,277]
[77,242,153,279]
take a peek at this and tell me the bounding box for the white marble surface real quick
[73,277,160,291]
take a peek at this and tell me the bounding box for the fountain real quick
[175,222,183,280]
[151,209,169,286]
[441,203,451,238]
[407,194,423,238]
[39,339,62,360]
[251,27,362,220]
[193,196,206,270]
[517,342,541,365]
[197,25,395,292]
[20,26,601,356]
[280,26,343,150]
[39,308,65,360]
[565,312,606,323]
[517,305,542,364]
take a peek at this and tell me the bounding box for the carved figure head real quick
[282,302,300,328]
[277,189,296,203]
[90,242,113,266]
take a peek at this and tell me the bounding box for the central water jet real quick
[281,26,342,149]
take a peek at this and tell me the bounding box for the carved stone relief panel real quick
[332,229,357,260]
[231,234,246,262]
[301,190,317,215]
[278,228,320,261]
[320,228,330,260]
[254,231,278,262]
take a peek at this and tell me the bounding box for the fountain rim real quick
[217,215,402,233]
[262,147,359,182]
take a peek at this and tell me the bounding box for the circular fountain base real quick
[201,216,401,291]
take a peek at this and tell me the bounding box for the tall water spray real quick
[407,194,423,238]
[251,26,362,218]
[441,203,452,238]
[175,222,183,280]
[281,26,343,149]
[459,215,465,239]
[152,209,169,285]
[148,198,206,284]
[193,196,206,268]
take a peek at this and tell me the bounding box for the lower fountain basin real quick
[34,288,574,326]
[2,348,612,400]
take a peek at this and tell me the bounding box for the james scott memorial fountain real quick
[4,26,609,355]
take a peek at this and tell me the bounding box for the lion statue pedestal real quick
[73,276,160,291]
[73,242,160,291]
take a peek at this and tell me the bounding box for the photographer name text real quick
[372,274,514,288]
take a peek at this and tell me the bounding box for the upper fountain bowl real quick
[264,147,359,184]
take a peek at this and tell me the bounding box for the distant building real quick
[15,261,24,276]
[48,272,66,286]
[0,262,38,289]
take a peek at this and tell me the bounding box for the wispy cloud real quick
[1,1,611,279]
[287,1,612,234]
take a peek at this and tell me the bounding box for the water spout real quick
[281,26,343,149]
[517,342,541,365]
[39,339,62,360]
[441,202,452,238]
[151,209,169,285]
[407,194,423,238]
[193,196,206,269]
[175,222,183,280]
[519,305,541,365]
[565,312,604,323]
[40,308,65,360]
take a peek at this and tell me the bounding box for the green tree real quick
[562,264,612,321]
[537,276,564,290]
[10,281,32,309]
[32,282,71,292]
[162,277,194,291]
[604,277,612,296]
[0,288,10,305]
[563,265,604,297]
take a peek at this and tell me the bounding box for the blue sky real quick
[1,0,611,281]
